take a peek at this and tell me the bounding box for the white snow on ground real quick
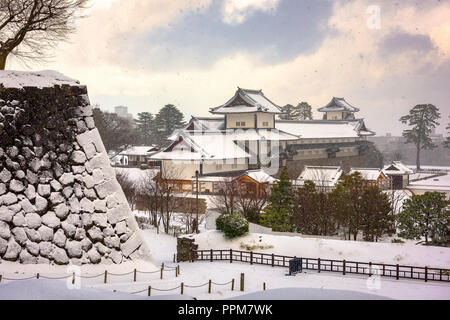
[189,230,450,268]
[114,167,159,182]
[0,227,449,299]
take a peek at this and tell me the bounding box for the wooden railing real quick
[193,249,450,283]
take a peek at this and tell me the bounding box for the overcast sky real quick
[9,0,450,136]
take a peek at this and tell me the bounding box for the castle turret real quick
[318,97,359,120]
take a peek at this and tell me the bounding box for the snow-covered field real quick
[1,227,449,300]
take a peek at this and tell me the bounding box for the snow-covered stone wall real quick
[0,70,151,265]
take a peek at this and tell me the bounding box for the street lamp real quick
[195,170,199,234]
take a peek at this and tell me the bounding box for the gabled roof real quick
[150,130,250,161]
[318,97,360,113]
[382,161,414,176]
[119,146,159,156]
[241,169,278,184]
[186,116,226,131]
[294,166,343,187]
[349,168,386,181]
[210,87,284,114]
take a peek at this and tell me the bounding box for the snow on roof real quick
[349,168,384,181]
[318,97,360,112]
[0,70,81,89]
[383,161,414,175]
[295,166,343,187]
[275,120,361,138]
[244,169,278,184]
[210,88,283,114]
[408,173,450,189]
[120,146,158,156]
[151,131,250,161]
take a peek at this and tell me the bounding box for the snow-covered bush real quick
[216,213,249,238]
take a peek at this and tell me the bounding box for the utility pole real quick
[195,170,199,234]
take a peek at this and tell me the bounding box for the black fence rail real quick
[193,249,450,283]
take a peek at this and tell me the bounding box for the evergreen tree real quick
[92,106,137,154]
[154,104,186,146]
[330,172,366,240]
[400,104,441,170]
[259,167,293,231]
[135,112,155,145]
[296,102,313,120]
[444,117,450,148]
[280,102,313,120]
[397,192,450,245]
[360,186,394,242]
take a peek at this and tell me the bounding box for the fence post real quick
[240,273,245,291]
[230,249,233,263]
[356,262,358,274]
[263,282,266,291]
[343,260,346,275]
[181,282,184,295]
[176,268,178,277]
[173,253,176,263]
[220,250,223,260]
[231,278,235,291]
[178,265,180,275]
[250,251,253,265]
[148,286,151,297]
[162,263,165,270]
[37,273,40,279]
[134,268,137,282]
[104,271,107,284]
[369,262,372,276]
[201,251,203,260]
[318,258,321,273]
[396,264,399,280]
[271,254,274,267]
[425,267,428,282]
[331,260,333,272]
[160,267,163,280]
[440,269,442,281]
[72,272,75,285]
[382,264,385,276]
[210,249,213,262]
[208,279,212,294]
[240,251,242,261]
[0,275,2,283]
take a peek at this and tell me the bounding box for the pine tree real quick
[296,102,313,120]
[154,104,186,146]
[360,186,394,242]
[399,104,441,170]
[444,116,450,148]
[279,102,313,120]
[397,192,450,245]
[259,167,293,231]
[135,112,155,145]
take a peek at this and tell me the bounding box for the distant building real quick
[113,145,160,167]
[349,167,389,189]
[114,106,133,120]
[382,161,413,190]
[150,88,375,193]
[293,165,343,190]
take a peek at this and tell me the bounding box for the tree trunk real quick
[416,143,421,171]
[0,53,7,70]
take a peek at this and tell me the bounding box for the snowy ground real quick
[1,227,449,299]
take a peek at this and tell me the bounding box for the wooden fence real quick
[193,249,450,283]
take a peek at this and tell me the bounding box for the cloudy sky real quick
[9,0,450,136]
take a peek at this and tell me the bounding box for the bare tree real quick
[115,169,138,211]
[0,0,89,69]
[138,163,186,234]
[209,177,240,215]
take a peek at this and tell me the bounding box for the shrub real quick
[140,164,149,170]
[216,213,249,238]
[391,238,405,244]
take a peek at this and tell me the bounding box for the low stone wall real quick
[176,236,198,262]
